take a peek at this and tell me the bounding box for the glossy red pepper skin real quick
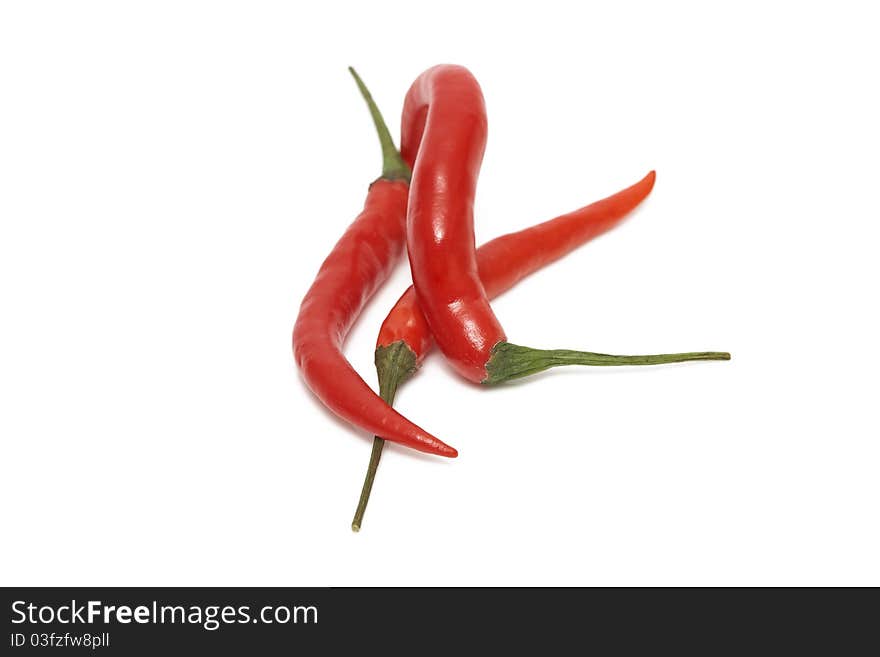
[378,171,656,363]
[401,65,505,383]
[292,179,457,458]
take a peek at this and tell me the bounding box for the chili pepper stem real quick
[351,341,419,532]
[351,438,383,533]
[348,67,412,183]
[483,342,730,385]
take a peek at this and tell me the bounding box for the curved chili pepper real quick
[403,65,729,385]
[292,68,457,458]
[353,171,657,529]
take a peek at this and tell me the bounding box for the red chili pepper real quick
[352,171,657,530]
[377,171,657,366]
[292,68,457,459]
[403,65,729,385]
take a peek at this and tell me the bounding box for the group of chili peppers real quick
[293,65,730,531]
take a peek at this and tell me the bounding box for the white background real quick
[1,1,878,586]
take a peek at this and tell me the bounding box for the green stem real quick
[348,67,411,183]
[351,341,418,532]
[483,342,730,385]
